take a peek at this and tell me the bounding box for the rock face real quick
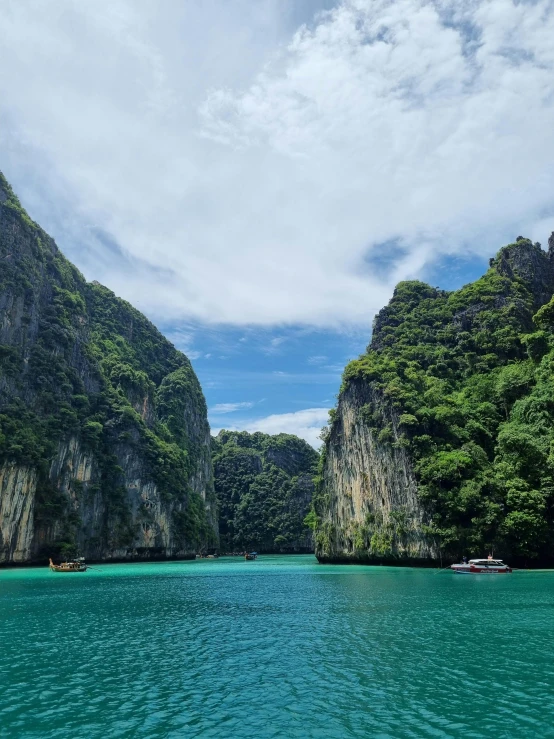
[0,464,37,562]
[493,237,554,310]
[212,430,318,553]
[315,237,554,566]
[0,172,217,564]
[317,380,437,563]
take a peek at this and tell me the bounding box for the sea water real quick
[1,556,553,738]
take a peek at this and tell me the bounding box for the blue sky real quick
[166,324,365,445]
[1,0,554,445]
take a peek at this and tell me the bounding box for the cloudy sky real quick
[1,0,554,446]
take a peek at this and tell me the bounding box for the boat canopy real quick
[470,559,504,565]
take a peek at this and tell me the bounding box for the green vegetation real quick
[319,238,554,563]
[212,430,318,552]
[0,171,215,556]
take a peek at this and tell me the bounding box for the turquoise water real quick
[1,556,553,739]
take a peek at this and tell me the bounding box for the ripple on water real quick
[1,558,554,739]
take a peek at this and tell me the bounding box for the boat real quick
[49,557,87,572]
[244,552,258,561]
[451,558,512,574]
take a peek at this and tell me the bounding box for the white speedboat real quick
[451,558,512,574]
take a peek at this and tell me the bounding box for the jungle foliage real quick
[322,238,554,562]
[212,430,318,552]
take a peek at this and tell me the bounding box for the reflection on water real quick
[1,556,553,738]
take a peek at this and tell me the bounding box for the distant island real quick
[212,430,318,554]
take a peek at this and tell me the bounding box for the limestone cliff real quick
[315,237,554,566]
[0,172,217,564]
[316,379,437,563]
[212,430,318,553]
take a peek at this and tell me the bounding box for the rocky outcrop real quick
[316,380,437,564]
[493,237,554,310]
[0,172,217,564]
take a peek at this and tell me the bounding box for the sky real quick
[1,0,554,447]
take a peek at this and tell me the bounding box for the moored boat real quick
[49,557,87,573]
[451,558,512,574]
[244,552,258,560]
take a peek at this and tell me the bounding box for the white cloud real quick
[1,1,554,328]
[263,336,287,354]
[212,407,330,448]
[163,327,202,359]
[308,355,328,365]
[211,401,255,414]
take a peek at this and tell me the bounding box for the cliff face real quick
[0,172,217,564]
[212,430,318,553]
[316,380,437,563]
[315,237,554,566]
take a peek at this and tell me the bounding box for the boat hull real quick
[451,565,511,574]
[49,558,87,572]
[49,565,87,572]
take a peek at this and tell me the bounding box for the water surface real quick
[1,556,553,738]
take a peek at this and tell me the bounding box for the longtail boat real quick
[49,557,87,573]
[245,552,257,560]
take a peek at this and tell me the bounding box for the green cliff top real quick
[334,236,554,563]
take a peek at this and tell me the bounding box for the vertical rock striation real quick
[0,464,37,562]
[316,380,437,563]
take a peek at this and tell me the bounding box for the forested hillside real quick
[314,236,554,566]
[213,430,318,553]
[0,172,217,563]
